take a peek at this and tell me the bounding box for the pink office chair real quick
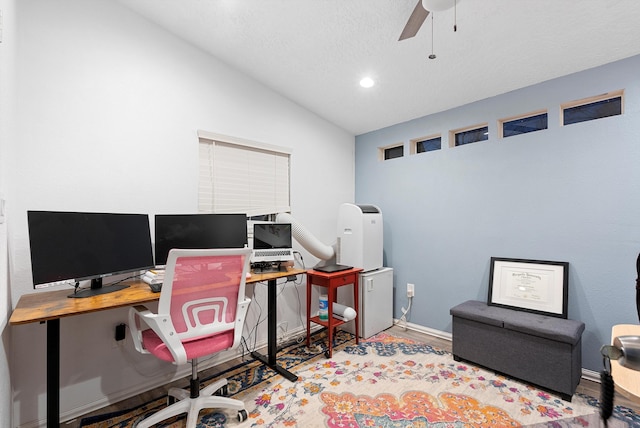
[129,248,252,427]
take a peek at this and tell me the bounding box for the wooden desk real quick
[306,268,362,358]
[9,268,305,427]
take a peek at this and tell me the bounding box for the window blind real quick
[198,131,291,217]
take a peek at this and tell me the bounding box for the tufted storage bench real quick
[450,300,585,401]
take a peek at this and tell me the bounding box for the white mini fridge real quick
[339,267,394,339]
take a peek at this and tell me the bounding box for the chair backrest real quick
[159,248,252,343]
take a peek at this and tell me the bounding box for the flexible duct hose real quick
[276,212,334,261]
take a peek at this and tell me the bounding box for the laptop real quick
[314,264,353,273]
[251,223,295,263]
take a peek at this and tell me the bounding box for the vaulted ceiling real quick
[117,0,640,135]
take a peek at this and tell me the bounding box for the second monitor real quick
[154,213,248,265]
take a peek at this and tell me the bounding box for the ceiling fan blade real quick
[399,0,430,41]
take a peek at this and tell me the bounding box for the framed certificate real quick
[488,257,569,318]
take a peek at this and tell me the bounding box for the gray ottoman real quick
[450,300,585,401]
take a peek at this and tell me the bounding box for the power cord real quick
[288,251,307,344]
[290,275,307,344]
[243,281,266,353]
[293,251,305,270]
[396,295,412,331]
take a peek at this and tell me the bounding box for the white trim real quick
[581,368,600,383]
[393,319,453,341]
[197,130,292,155]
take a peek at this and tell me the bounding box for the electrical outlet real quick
[407,283,415,298]
[113,323,126,348]
[115,323,126,341]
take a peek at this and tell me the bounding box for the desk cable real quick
[243,281,267,355]
[288,251,307,344]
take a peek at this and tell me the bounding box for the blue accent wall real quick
[355,55,640,372]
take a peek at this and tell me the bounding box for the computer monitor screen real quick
[253,223,292,249]
[154,213,248,265]
[27,211,154,296]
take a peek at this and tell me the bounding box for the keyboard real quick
[254,250,291,257]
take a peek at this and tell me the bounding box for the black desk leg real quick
[47,319,60,428]
[251,279,298,382]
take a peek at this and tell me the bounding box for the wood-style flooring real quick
[63,325,639,427]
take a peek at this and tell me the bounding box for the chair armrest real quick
[128,305,188,365]
[128,305,152,355]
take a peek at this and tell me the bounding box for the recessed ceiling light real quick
[359,77,375,88]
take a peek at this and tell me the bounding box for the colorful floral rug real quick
[81,330,640,427]
[237,332,640,428]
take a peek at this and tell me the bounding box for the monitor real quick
[154,213,248,265]
[27,211,154,298]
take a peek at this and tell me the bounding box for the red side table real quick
[306,268,362,357]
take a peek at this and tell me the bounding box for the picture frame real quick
[488,257,569,318]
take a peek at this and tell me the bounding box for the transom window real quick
[380,143,404,160]
[562,91,623,126]
[412,135,442,154]
[450,124,489,147]
[500,111,548,138]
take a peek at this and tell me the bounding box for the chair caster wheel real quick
[238,409,248,422]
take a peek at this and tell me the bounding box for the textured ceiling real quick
[117,0,640,135]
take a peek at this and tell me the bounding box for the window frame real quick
[449,123,489,148]
[499,109,548,139]
[410,134,442,155]
[379,142,405,161]
[561,90,624,126]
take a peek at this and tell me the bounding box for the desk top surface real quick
[9,268,306,325]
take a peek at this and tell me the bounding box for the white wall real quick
[0,0,17,427]
[355,54,640,373]
[8,1,354,426]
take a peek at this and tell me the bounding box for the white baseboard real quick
[581,368,600,383]
[392,318,452,341]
